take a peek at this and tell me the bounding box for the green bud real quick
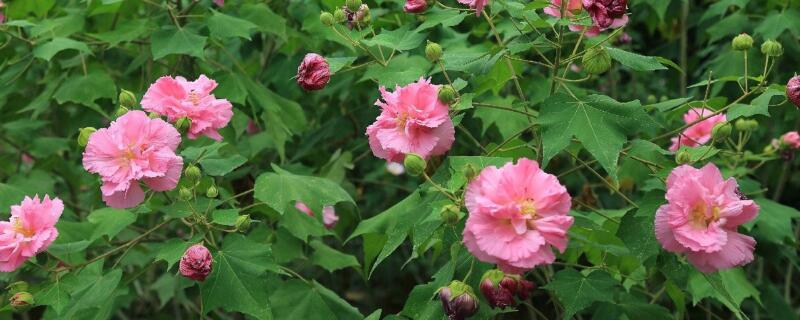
[235,214,252,232]
[438,85,457,105]
[763,144,776,154]
[745,119,759,131]
[676,149,692,165]
[9,292,34,312]
[77,127,97,147]
[425,41,443,62]
[761,39,783,57]
[581,46,612,74]
[464,163,478,181]
[179,187,193,201]
[403,153,427,176]
[659,95,669,102]
[646,94,657,105]
[346,0,362,12]
[731,33,753,51]
[206,185,218,198]
[6,282,28,295]
[148,112,160,119]
[114,106,129,118]
[734,118,749,131]
[175,117,191,132]
[440,204,460,225]
[184,164,201,182]
[320,12,334,26]
[118,89,137,109]
[711,122,732,140]
[333,8,346,23]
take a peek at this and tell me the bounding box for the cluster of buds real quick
[734,118,759,132]
[324,0,371,30]
[479,270,535,309]
[438,281,479,320]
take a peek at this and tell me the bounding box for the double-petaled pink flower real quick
[82,111,183,208]
[669,108,727,151]
[458,0,489,16]
[365,77,455,164]
[180,244,213,281]
[141,75,233,141]
[296,53,331,91]
[781,131,800,149]
[463,158,573,274]
[0,195,63,272]
[655,163,758,273]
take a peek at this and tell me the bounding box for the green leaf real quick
[416,8,468,30]
[677,145,720,162]
[254,167,355,216]
[37,277,70,314]
[53,70,116,117]
[543,269,620,319]
[755,10,800,39]
[727,88,783,120]
[540,93,656,181]
[310,240,360,272]
[181,142,247,176]
[0,183,27,212]
[361,54,429,87]
[239,4,287,40]
[86,207,136,241]
[269,280,362,320]
[281,207,331,241]
[201,234,279,320]
[363,26,426,51]
[155,238,192,270]
[616,192,663,263]
[327,56,357,74]
[751,198,800,244]
[61,269,123,318]
[208,11,258,40]
[649,97,691,112]
[605,47,667,71]
[33,37,90,61]
[211,209,240,226]
[687,270,751,319]
[150,27,206,60]
[90,20,151,47]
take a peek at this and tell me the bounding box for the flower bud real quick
[439,281,479,320]
[464,163,478,181]
[180,244,213,281]
[6,281,28,295]
[734,118,749,132]
[320,11,334,26]
[404,0,428,13]
[77,127,97,147]
[731,33,753,51]
[206,185,218,198]
[235,214,252,232]
[403,153,427,176]
[479,270,515,309]
[334,8,346,22]
[175,117,190,132]
[581,46,612,74]
[114,106,130,118]
[9,292,34,311]
[118,89,137,109]
[426,41,443,62]
[179,187,193,201]
[744,119,758,131]
[711,122,732,140]
[438,85,457,104]
[646,94,657,105]
[786,76,800,109]
[440,204,460,225]
[676,149,692,165]
[148,112,161,119]
[346,0,362,12]
[184,164,201,182]
[297,53,331,91]
[761,40,783,57]
[515,279,535,300]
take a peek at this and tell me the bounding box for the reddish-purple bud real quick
[439,281,479,320]
[583,0,628,28]
[404,0,428,13]
[787,76,800,109]
[297,53,331,91]
[480,277,515,309]
[515,279,536,300]
[180,244,213,281]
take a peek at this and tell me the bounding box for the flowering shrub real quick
[0,0,799,319]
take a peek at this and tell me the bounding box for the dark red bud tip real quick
[297,53,331,91]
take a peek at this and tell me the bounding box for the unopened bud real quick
[676,149,692,165]
[206,185,218,198]
[6,281,28,295]
[333,8,346,22]
[179,187,193,201]
[440,204,460,225]
[438,85,457,104]
[184,164,201,182]
[235,214,252,232]
[425,41,443,62]
[118,89,137,108]
[646,94,657,105]
[78,127,97,147]
[180,244,213,281]
[761,40,783,57]
[786,75,800,109]
[581,46,612,74]
[734,118,749,132]
[346,0,362,12]
[9,292,34,311]
[711,122,732,140]
[114,106,129,118]
[403,153,427,176]
[320,12,334,26]
[175,117,190,131]
[439,281,479,320]
[148,112,160,119]
[731,33,753,51]
[464,163,479,181]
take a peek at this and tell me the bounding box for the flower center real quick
[519,200,537,217]
[188,91,201,105]
[689,203,721,228]
[12,219,34,238]
[396,112,409,130]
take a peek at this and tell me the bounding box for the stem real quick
[70,219,171,269]
[743,51,749,93]
[423,172,459,202]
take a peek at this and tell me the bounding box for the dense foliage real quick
[0,0,799,319]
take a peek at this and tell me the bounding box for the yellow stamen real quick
[12,219,34,238]
[396,112,409,130]
[689,203,721,228]
[188,91,201,105]
[519,200,537,217]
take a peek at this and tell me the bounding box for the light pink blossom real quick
[669,108,727,151]
[404,0,428,13]
[458,0,489,16]
[141,75,233,141]
[82,111,183,208]
[295,201,314,217]
[655,163,758,273]
[0,195,63,272]
[322,205,339,229]
[781,131,800,149]
[180,244,213,281]
[463,158,573,274]
[365,77,455,163]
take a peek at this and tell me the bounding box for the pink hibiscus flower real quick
[780,131,800,149]
[463,158,573,274]
[458,0,489,16]
[669,108,727,151]
[141,75,233,141]
[82,111,184,208]
[655,163,758,273]
[543,0,628,37]
[0,195,63,272]
[365,77,455,163]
